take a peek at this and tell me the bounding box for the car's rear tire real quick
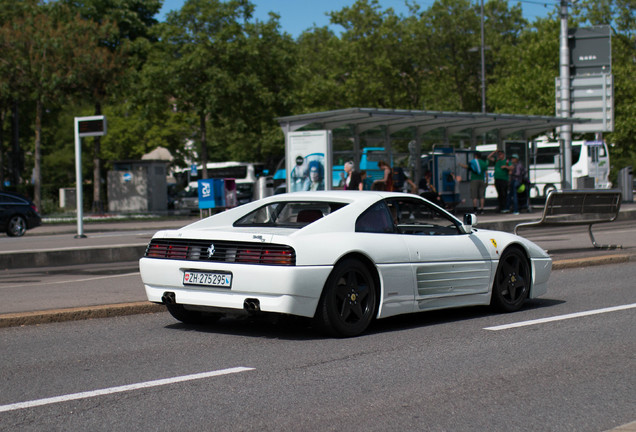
[165,302,222,325]
[7,215,27,237]
[491,247,531,312]
[315,258,377,337]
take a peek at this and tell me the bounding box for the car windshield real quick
[234,201,348,228]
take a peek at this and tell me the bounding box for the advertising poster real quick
[286,130,332,192]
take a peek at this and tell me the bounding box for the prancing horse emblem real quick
[207,244,215,258]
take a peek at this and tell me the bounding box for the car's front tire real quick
[316,258,377,337]
[7,215,27,237]
[491,247,530,312]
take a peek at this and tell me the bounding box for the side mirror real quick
[461,213,477,233]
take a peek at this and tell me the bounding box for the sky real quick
[156,0,561,38]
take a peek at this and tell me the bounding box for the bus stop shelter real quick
[277,107,583,164]
[278,108,584,191]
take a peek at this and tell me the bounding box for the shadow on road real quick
[159,297,566,340]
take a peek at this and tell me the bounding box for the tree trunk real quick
[11,101,21,187]
[200,112,208,179]
[0,109,4,186]
[34,99,42,209]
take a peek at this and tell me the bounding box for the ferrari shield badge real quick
[490,238,497,248]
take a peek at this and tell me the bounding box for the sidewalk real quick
[1,202,634,328]
[4,202,634,266]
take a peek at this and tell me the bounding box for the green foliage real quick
[0,0,634,209]
[138,0,295,170]
[488,17,560,115]
[294,27,344,111]
[100,101,197,167]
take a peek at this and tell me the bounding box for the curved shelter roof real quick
[277,108,583,142]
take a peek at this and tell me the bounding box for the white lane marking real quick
[0,272,140,290]
[0,367,254,413]
[484,303,636,331]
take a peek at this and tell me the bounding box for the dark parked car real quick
[0,191,42,237]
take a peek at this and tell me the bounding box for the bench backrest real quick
[541,190,622,224]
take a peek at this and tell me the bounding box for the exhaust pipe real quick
[243,298,260,313]
[162,292,176,305]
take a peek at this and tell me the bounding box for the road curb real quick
[605,420,636,431]
[551,253,632,270]
[0,302,164,328]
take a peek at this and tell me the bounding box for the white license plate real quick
[183,270,232,288]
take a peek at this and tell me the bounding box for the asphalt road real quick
[1,263,634,431]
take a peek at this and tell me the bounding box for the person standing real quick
[460,152,489,214]
[505,154,526,215]
[372,160,393,191]
[343,161,363,191]
[418,171,442,204]
[488,149,510,212]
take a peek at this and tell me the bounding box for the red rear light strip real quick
[146,241,294,265]
[236,249,294,265]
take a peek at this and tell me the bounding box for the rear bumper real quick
[139,257,333,318]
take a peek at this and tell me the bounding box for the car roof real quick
[0,191,31,202]
[182,190,454,232]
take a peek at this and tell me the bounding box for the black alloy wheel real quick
[491,247,531,312]
[7,215,27,237]
[317,258,377,337]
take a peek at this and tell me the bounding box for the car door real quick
[386,197,492,300]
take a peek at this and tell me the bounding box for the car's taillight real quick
[30,204,39,214]
[145,243,189,259]
[146,243,165,258]
[236,249,261,263]
[236,248,294,265]
[262,249,294,265]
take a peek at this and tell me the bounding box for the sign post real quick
[74,115,107,238]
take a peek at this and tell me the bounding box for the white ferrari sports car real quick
[139,191,551,337]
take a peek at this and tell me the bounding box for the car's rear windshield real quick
[234,201,348,228]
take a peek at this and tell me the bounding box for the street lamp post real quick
[559,0,573,189]
[480,0,486,114]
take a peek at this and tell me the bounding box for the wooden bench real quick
[514,189,622,249]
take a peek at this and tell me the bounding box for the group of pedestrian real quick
[459,150,528,215]
[486,149,528,214]
[343,160,412,192]
[342,154,528,215]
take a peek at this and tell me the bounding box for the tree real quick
[328,0,414,108]
[0,0,40,189]
[0,3,119,208]
[141,0,295,176]
[487,17,560,115]
[294,27,344,112]
[61,0,162,212]
[143,0,255,179]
